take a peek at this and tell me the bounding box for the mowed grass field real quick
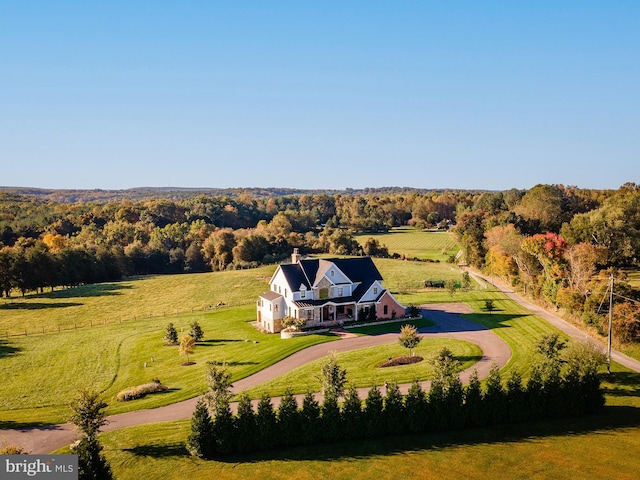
[0,257,470,425]
[356,227,459,261]
[4,241,640,478]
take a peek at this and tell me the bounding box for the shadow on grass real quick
[0,420,59,430]
[197,339,243,346]
[602,371,640,397]
[0,301,83,310]
[0,339,21,358]
[209,406,640,464]
[33,283,133,299]
[124,442,188,458]
[462,313,530,330]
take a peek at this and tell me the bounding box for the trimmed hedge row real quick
[186,365,604,458]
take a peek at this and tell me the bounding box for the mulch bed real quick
[377,356,424,368]
[181,361,196,366]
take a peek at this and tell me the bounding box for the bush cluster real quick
[116,380,167,402]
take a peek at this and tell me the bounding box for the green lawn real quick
[356,227,459,261]
[68,363,640,480]
[0,306,338,426]
[241,338,482,399]
[0,266,276,334]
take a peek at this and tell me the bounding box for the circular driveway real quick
[1,304,511,454]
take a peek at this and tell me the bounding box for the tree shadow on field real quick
[37,283,133,299]
[0,339,21,358]
[0,301,83,310]
[210,406,640,464]
[602,371,640,397]
[124,442,188,458]
[197,339,243,346]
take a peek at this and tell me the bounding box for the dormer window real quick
[301,290,306,299]
[373,287,378,295]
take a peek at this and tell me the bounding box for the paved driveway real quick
[1,305,511,454]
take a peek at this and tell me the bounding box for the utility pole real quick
[607,274,614,374]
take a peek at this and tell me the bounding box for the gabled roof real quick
[275,256,384,303]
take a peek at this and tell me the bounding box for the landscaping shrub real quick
[116,380,167,402]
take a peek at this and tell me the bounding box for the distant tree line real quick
[2,183,640,345]
[452,183,640,344]
[187,337,605,458]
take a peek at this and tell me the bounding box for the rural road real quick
[1,305,511,454]
[469,269,640,374]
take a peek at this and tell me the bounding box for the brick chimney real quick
[291,248,302,264]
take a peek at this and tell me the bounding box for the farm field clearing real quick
[355,228,459,261]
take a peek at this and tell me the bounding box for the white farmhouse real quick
[257,249,405,333]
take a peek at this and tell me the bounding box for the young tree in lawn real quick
[484,299,496,315]
[186,398,214,458]
[204,362,233,415]
[163,322,178,345]
[189,320,204,342]
[179,334,196,364]
[317,351,347,401]
[68,389,113,480]
[445,279,458,296]
[398,324,422,356]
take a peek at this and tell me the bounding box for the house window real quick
[275,304,279,312]
[319,288,329,299]
[301,290,306,299]
[373,287,378,295]
[285,288,288,298]
[330,270,334,277]
[384,305,388,315]
[338,287,343,297]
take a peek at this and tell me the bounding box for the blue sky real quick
[2,1,638,191]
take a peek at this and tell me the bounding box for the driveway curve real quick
[1,305,511,454]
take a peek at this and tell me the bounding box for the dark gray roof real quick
[280,256,383,303]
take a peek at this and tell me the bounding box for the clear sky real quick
[2,1,638,191]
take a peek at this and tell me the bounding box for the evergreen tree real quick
[300,391,321,445]
[68,389,113,480]
[186,398,214,458]
[483,364,505,424]
[383,381,404,435]
[255,393,277,451]
[463,369,484,428]
[234,393,256,453]
[341,384,363,440]
[277,388,300,447]
[163,322,178,344]
[74,436,114,480]
[189,320,204,341]
[363,385,384,438]
[505,371,526,423]
[211,401,235,454]
[404,380,427,433]
[320,394,342,442]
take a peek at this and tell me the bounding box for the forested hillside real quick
[0,183,638,345]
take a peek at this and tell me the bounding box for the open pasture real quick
[356,228,459,261]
